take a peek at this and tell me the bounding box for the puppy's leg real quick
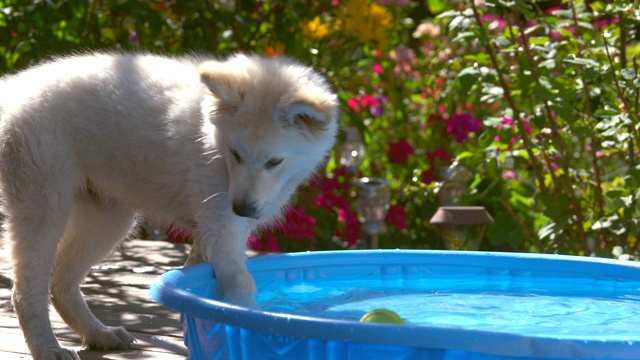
[184,237,207,266]
[4,181,79,360]
[50,194,136,350]
[199,216,256,304]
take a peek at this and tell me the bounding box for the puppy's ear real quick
[280,89,338,137]
[198,61,246,107]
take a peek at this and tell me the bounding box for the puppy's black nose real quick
[232,201,258,218]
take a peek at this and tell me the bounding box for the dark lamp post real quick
[429,206,493,250]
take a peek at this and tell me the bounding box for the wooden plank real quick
[0,239,191,359]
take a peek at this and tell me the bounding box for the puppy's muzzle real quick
[232,200,259,218]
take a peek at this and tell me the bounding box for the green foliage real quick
[2,0,638,258]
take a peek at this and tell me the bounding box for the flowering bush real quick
[4,0,638,258]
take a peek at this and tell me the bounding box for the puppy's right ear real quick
[198,61,246,107]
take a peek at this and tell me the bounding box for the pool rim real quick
[149,250,640,359]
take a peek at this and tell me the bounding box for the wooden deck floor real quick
[0,239,192,359]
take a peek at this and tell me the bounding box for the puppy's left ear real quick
[198,60,247,107]
[280,90,338,137]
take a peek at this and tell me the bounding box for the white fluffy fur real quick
[0,52,338,360]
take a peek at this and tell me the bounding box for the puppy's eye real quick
[264,158,284,170]
[229,148,242,163]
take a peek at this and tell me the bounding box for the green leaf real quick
[538,59,556,70]
[436,10,460,19]
[590,1,606,12]
[563,56,600,68]
[605,189,625,198]
[427,0,449,14]
[613,195,634,208]
[529,36,549,45]
[449,16,471,31]
[592,217,613,230]
[493,36,510,47]
[620,68,636,80]
[452,31,476,42]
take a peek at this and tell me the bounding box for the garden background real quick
[1,0,638,259]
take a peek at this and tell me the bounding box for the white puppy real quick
[0,52,338,359]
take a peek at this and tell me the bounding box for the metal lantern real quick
[356,177,391,249]
[436,162,469,206]
[339,127,366,175]
[429,206,493,251]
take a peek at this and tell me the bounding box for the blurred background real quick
[1,0,638,259]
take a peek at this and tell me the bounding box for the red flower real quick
[318,177,341,193]
[428,114,445,122]
[282,207,316,240]
[426,148,452,166]
[447,113,482,143]
[166,223,192,243]
[263,232,281,252]
[248,234,263,251]
[385,204,407,230]
[421,168,437,184]
[333,165,348,178]
[248,231,281,253]
[387,140,415,163]
[372,63,384,74]
[315,193,349,210]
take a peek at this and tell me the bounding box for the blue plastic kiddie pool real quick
[149,250,640,359]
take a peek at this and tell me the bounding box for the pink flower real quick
[501,116,531,135]
[480,14,507,31]
[282,207,316,240]
[347,94,386,117]
[337,209,361,245]
[593,16,619,29]
[447,113,482,143]
[545,6,562,15]
[412,22,440,38]
[359,94,378,107]
[387,140,415,163]
[390,45,416,75]
[502,170,516,179]
[347,97,360,112]
[372,63,384,74]
[385,204,407,230]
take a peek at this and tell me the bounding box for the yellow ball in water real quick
[359,308,406,325]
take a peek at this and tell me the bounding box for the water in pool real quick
[255,280,640,339]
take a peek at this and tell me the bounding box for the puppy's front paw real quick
[217,271,257,307]
[83,326,136,351]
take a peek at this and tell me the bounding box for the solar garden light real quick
[429,206,494,251]
[436,161,469,206]
[356,177,390,249]
[339,127,365,175]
